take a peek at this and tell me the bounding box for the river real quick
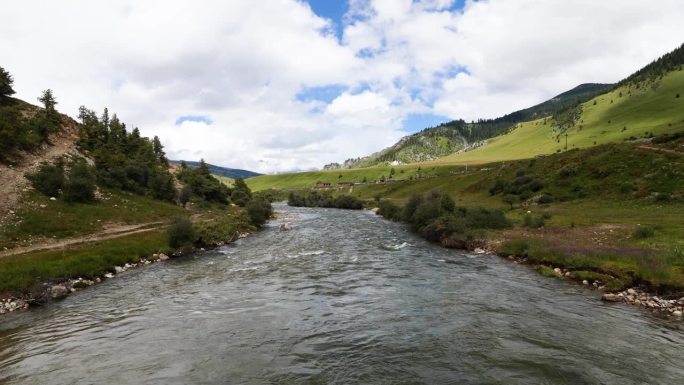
[1,204,684,384]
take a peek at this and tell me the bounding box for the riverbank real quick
[0,230,253,316]
[367,206,684,319]
[0,204,257,316]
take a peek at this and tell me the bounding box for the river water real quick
[1,204,684,384]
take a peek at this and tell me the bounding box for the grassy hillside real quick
[317,139,684,291]
[247,163,468,191]
[170,160,261,179]
[326,83,613,170]
[437,69,684,165]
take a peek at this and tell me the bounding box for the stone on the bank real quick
[582,280,589,285]
[602,293,621,302]
[627,288,637,295]
[114,266,124,273]
[158,253,169,261]
[104,273,114,279]
[50,285,69,299]
[674,310,683,317]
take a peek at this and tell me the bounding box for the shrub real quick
[333,195,363,209]
[513,175,534,186]
[489,179,508,195]
[26,161,64,197]
[230,189,250,207]
[179,185,192,208]
[654,192,671,202]
[523,213,546,228]
[464,207,510,229]
[528,179,544,192]
[62,159,96,203]
[498,239,530,257]
[537,194,553,204]
[518,189,533,201]
[421,215,467,242]
[619,183,635,193]
[558,165,578,179]
[246,198,273,227]
[378,200,401,220]
[167,217,196,248]
[149,170,177,202]
[632,226,655,239]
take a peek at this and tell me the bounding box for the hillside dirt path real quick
[0,222,165,259]
[0,119,83,227]
[637,145,684,155]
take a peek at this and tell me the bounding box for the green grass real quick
[437,69,684,165]
[0,190,182,249]
[0,231,171,295]
[500,238,684,292]
[0,200,256,295]
[214,174,235,187]
[247,164,464,191]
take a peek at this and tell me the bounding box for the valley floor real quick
[253,138,684,307]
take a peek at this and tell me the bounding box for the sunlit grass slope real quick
[438,69,684,164]
[247,164,465,191]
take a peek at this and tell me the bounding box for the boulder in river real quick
[50,285,69,299]
[280,223,292,231]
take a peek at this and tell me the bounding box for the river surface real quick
[1,204,684,384]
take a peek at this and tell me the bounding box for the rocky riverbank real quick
[487,245,684,319]
[0,231,253,317]
[602,289,684,317]
[0,253,171,316]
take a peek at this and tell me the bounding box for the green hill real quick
[324,83,613,170]
[169,160,261,179]
[438,68,684,165]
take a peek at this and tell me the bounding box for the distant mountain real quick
[325,82,614,169]
[170,160,262,179]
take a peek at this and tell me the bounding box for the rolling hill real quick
[170,160,261,179]
[253,43,684,192]
[324,83,614,170]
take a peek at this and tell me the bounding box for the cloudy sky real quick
[2,0,683,173]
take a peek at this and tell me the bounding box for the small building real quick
[314,182,332,189]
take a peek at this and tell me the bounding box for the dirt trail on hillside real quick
[0,222,165,258]
[0,119,83,227]
[637,145,684,155]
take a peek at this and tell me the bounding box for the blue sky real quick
[4,0,684,172]
[300,0,467,134]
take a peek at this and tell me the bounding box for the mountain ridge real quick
[324,82,614,170]
[169,160,261,179]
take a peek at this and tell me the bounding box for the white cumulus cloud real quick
[1,0,683,172]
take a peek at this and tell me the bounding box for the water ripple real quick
[2,203,684,384]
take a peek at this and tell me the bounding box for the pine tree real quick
[38,89,57,115]
[0,66,15,102]
[153,136,168,165]
[198,159,211,176]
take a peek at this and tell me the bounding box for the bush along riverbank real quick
[288,191,363,210]
[0,202,272,317]
[372,189,684,319]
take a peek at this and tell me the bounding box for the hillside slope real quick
[0,110,83,227]
[438,68,684,165]
[170,160,261,179]
[326,83,613,170]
